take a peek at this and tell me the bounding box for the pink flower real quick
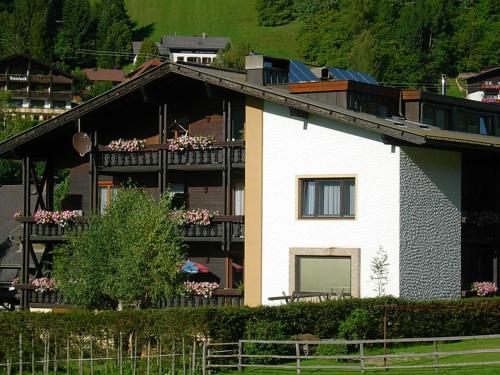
[107,138,145,152]
[472,281,498,297]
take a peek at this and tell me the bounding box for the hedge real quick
[1,297,500,360]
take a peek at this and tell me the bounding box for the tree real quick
[53,188,185,309]
[95,0,133,68]
[212,42,252,71]
[370,246,389,297]
[135,38,159,66]
[0,91,38,184]
[54,0,94,67]
[256,0,295,26]
[2,0,52,61]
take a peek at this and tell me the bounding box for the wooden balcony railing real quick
[98,142,245,170]
[181,216,244,241]
[29,75,51,84]
[16,216,89,241]
[18,287,242,308]
[154,289,244,308]
[98,149,159,169]
[16,216,243,242]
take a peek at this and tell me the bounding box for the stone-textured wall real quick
[400,147,461,299]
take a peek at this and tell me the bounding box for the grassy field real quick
[124,0,300,59]
[228,338,500,374]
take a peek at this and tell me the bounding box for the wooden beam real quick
[21,156,31,309]
[45,158,54,210]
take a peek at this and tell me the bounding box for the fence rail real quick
[204,334,500,374]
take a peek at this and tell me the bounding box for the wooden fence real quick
[203,334,500,374]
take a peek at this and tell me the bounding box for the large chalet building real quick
[0,54,77,120]
[1,55,500,309]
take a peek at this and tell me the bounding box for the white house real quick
[1,57,499,309]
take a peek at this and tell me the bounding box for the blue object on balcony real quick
[181,260,209,274]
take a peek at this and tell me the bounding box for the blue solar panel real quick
[328,67,378,85]
[289,60,318,83]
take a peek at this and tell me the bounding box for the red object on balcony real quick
[481,98,500,104]
[232,262,243,272]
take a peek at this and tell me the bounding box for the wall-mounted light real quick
[204,187,209,193]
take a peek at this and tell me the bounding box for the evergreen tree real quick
[212,42,252,71]
[2,0,51,61]
[55,0,94,67]
[256,0,295,26]
[135,38,159,66]
[95,0,133,68]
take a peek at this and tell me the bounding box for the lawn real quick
[225,338,500,374]
[124,0,300,59]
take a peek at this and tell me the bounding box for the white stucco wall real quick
[261,102,401,304]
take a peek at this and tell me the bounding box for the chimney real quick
[245,55,289,85]
[441,74,447,95]
[311,67,330,81]
[201,32,207,39]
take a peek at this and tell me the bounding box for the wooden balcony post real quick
[45,158,54,210]
[89,129,98,212]
[162,103,168,193]
[21,156,31,309]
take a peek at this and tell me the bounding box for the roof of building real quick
[464,66,500,83]
[82,68,126,83]
[0,53,78,80]
[160,35,230,50]
[2,61,500,158]
[132,41,169,56]
[289,60,318,83]
[126,58,163,80]
[328,67,378,85]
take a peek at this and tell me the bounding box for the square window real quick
[300,178,355,218]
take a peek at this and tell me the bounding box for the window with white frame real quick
[300,178,355,218]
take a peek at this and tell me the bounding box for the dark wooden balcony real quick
[29,90,50,99]
[18,287,242,309]
[181,216,244,242]
[16,215,243,243]
[154,289,244,308]
[30,75,51,84]
[9,88,28,97]
[16,216,89,241]
[0,74,6,82]
[97,142,244,172]
[98,148,160,172]
[462,223,497,245]
[480,84,500,92]
[51,91,72,101]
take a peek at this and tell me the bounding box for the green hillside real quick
[124,0,300,59]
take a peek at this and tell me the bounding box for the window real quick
[421,104,449,129]
[176,56,184,62]
[186,57,197,63]
[98,183,119,213]
[290,248,360,297]
[296,256,351,294]
[233,182,244,215]
[300,178,355,218]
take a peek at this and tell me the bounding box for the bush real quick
[2,297,500,361]
[244,319,292,364]
[338,308,381,340]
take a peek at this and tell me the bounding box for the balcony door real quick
[233,182,244,215]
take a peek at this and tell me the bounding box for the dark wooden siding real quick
[189,114,224,141]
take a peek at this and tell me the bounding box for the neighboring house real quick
[82,68,126,87]
[0,54,77,120]
[462,66,500,104]
[126,59,162,81]
[1,55,500,310]
[132,33,230,65]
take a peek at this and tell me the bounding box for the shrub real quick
[244,319,292,364]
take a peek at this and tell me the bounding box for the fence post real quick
[192,340,197,375]
[66,338,70,375]
[19,333,23,375]
[433,340,439,373]
[32,337,35,375]
[202,341,207,375]
[238,341,242,372]
[295,342,301,374]
[359,342,365,373]
[119,332,123,375]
